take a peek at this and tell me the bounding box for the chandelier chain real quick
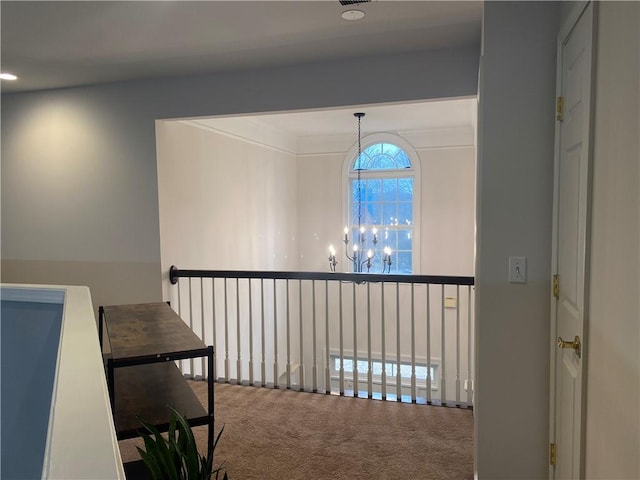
[357,114,362,230]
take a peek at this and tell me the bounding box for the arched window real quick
[345,134,419,274]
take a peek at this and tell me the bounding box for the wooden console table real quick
[99,302,214,453]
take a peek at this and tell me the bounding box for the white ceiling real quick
[1,0,482,93]
[191,97,477,137]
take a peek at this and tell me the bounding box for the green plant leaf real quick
[137,406,227,480]
[138,417,179,480]
[137,445,163,480]
[169,406,201,477]
[208,425,225,472]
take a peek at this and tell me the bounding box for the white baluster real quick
[440,284,446,405]
[236,278,242,385]
[248,279,254,386]
[456,284,461,406]
[396,282,401,402]
[352,282,358,398]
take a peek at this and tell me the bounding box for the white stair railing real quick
[168,267,475,408]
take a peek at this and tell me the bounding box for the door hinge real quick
[556,96,564,122]
[550,442,557,466]
[553,275,560,299]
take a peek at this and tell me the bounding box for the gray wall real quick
[476,2,558,478]
[586,2,639,478]
[1,46,479,313]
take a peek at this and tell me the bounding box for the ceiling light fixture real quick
[341,9,365,21]
[0,73,18,81]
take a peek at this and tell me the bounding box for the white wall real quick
[476,2,559,478]
[156,120,299,283]
[420,144,476,276]
[585,2,640,478]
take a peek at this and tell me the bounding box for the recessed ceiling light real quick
[341,9,365,21]
[0,73,18,81]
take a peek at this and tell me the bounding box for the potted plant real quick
[136,406,228,480]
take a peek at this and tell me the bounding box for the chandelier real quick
[328,112,392,273]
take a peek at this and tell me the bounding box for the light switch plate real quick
[509,256,527,283]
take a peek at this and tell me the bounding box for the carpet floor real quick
[119,381,474,480]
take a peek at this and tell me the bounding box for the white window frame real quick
[342,132,421,273]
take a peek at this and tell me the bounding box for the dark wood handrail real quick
[169,265,474,286]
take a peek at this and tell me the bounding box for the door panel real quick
[551,2,594,479]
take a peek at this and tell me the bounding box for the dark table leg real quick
[207,345,214,455]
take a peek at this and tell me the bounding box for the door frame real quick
[549,1,597,478]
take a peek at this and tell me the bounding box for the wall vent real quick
[339,0,370,6]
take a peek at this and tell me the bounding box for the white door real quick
[550,2,595,479]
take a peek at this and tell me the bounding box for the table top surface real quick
[102,302,207,360]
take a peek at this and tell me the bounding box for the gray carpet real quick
[119,381,474,479]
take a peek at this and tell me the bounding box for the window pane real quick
[351,180,362,203]
[368,256,383,273]
[365,203,382,225]
[353,152,368,170]
[396,252,412,273]
[343,358,354,372]
[365,179,382,201]
[356,359,368,375]
[350,228,360,243]
[414,365,428,380]
[399,363,413,379]
[398,178,413,201]
[397,229,412,251]
[364,143,383,157]
[395,150,411,168]
[385,362,395,376]
[381,143,400,158]
[382,204,397,225]
[370,154,396,170]
[383,228,397,245]
[397,203,413,225]
[383,179,398,201]
[333,358,341,371]
[356,143,412,171]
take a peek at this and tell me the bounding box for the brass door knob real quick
[557,335,581,358]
